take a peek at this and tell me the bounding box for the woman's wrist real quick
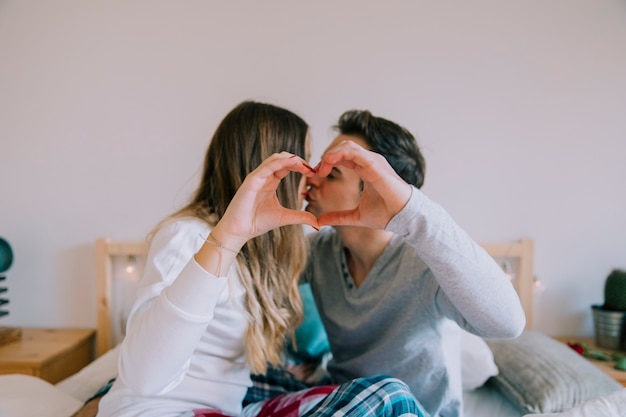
[200,233,240,254]
[194,225,246,277]
[208,224,247,254]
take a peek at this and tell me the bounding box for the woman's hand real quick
[314,140,412,229]
[211,152,319,252]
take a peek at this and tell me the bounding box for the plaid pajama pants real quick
[190,366,428,417]
[91,369,427,417]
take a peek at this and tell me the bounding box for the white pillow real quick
[460,330,499,391]
[442,320,499,391]
[522,387,626,417]
[0,374,82,417]
[55,344,120,403]
[486,331,621,414]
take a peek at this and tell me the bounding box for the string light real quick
[125,255,137,274]
[501,259,516,282]
[499,258,545,298]
[533,277,546,297]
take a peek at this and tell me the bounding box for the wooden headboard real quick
[95,239,148,357]
[94,237,534,357]
[481,239,534,330]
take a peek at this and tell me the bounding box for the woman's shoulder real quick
[149,216,211,255]
[157,215,210,234]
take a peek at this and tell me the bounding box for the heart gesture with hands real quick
[314,140,413,230]
[212,141,412,255]
[210,152,319,252]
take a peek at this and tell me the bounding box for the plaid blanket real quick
[240,367,428,417]
[91,369,428,417]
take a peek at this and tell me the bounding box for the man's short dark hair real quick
[335,110,426,188]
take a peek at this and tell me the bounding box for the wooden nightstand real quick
[0,328,95,383]
[554,336,626,387]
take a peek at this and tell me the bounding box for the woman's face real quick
[298,132,313,207]
[304,134,366,217]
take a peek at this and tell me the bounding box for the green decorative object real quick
[592,268,626,350]
[0,237,13,318]
[604,269,626,311]
[0,237,13,274]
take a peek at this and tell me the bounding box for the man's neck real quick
[337,226,394,287]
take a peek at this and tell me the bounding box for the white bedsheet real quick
[1,347,516,417]
[1,374,519,417]
[5,345,622,417]
[55,345,120,403]
[0,346,120,417]
[0,374,83,417]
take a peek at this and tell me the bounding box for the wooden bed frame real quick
[95,239,148,357]
[95,237,534,357]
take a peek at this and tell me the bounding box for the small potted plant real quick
[592,269,626,350]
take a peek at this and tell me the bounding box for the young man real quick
[300,110,526,417]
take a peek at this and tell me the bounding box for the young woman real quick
[96,101,425,417]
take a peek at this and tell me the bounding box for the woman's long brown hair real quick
[171,101,308,373]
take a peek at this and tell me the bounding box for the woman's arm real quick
[118,153,318,395]
[196,152,318,275]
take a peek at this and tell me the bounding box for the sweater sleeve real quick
[386,187,526,338]
[118,220,230,395]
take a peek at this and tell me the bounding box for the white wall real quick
[1,0,625,336]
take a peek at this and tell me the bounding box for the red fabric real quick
[193,410,231,417]
[256,386,336,417]
[192,385,336,417]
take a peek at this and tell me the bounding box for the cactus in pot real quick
[604,268,626,311]
[592,268,626,350]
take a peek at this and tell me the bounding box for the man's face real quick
[305,134,367,217]
[297,132,313,207]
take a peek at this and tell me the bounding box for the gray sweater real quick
[302,187,526,417]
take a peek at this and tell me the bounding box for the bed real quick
[1,237,624,417]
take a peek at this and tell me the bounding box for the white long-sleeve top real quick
[97,218,251,417]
